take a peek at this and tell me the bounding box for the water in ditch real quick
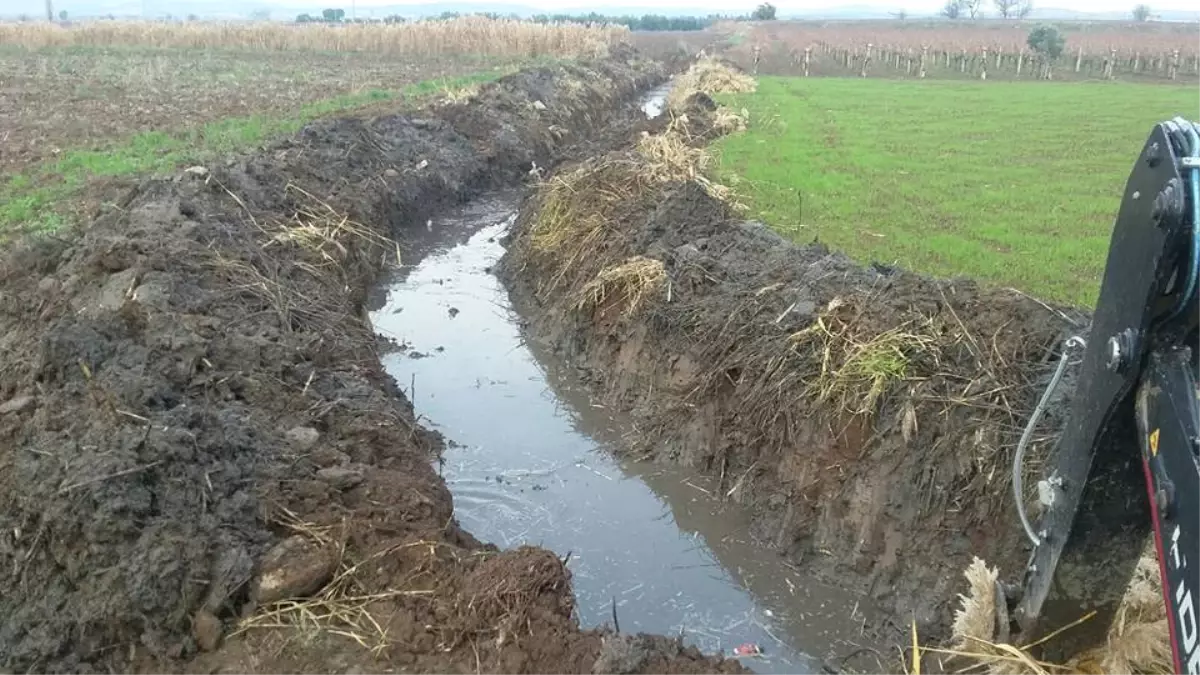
[366,88,881,673]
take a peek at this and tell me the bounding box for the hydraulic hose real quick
[1013,335,1086,548]
[1167,117,1200,322]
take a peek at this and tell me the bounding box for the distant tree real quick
[1016,0,1034,17]
[940,0,965,18]
[58,8,68,19]
[1027,23,1064,77]
[334,8,345,20]
[187,13,199,20]
[751,2,777,19]
[963,0,983,18]
[1132,3,1151,20]
[249,8,271,20]
[890,9,908,19]
[993,0,1018,17]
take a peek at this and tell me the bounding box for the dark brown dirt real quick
[499,107,1090,655]
[0,48,746,675]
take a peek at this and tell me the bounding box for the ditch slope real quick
[0,47,745,674]
[500,97,1087,645]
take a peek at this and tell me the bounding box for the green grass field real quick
[712,77,1199,308]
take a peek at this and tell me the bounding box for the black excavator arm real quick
[1010,117,1200,672]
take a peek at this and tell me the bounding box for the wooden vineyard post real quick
[804,47,811,77]
[752,44,761,75]
[980,46,988,79]
[944,49,950,67]
[861,42,872,77]
[1016,49,1024,76]
[920,45,928,78]
[1169,49,1180,80]
[1075,46,1083,73]
[960,48,968,73]
[906,48,913,76]
[995,47,1002,68]
[1133,51,1141,74]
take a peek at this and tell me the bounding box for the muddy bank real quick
[499,109,1086,646]
[0,48,745,674]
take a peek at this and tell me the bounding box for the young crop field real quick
[711,75,1199,307]
[0,17,627,236]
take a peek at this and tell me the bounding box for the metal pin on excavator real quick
[1004,116,1199,672]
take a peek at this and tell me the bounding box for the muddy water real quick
[640,82,670,119]
[368,191,880,673]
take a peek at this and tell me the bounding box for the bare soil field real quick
[0,47,750,675]
[0,46,510,178]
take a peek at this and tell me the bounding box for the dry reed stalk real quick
[941,550,1171,675]
[0,16,626,59]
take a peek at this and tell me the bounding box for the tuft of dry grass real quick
[937,550,1171,675]
[635,120,739,205]
[268,184,401,268]
[574,256,667,317]
[0,16,626,59]
[667,55,757,110]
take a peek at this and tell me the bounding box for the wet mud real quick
[499,108,1088,651]
[0,49,750,674]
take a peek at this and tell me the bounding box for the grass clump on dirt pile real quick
[789,296,938,417]
[930,552,1170,675]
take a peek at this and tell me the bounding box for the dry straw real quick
[927,550,1170,675]
[666,55,757,110]
[574,256,667,317]
[0,16,626,59]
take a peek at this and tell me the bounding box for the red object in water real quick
[732,643,762,657]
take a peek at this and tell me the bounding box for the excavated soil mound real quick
[500,121,1086,646]
[0,48,744,674]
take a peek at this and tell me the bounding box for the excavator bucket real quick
[1009,118,1200,671]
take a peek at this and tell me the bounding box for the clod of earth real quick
[253,535,338,605]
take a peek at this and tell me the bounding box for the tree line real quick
[940,0,1157,20]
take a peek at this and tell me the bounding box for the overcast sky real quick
[9,0,1200,16]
